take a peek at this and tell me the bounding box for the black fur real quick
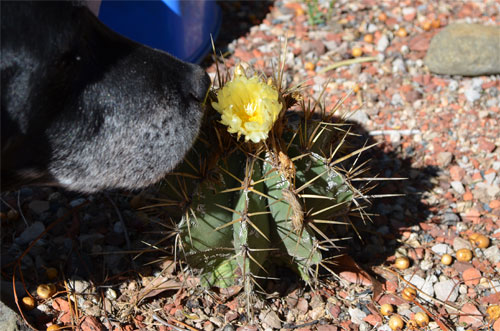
[1,1,210,192]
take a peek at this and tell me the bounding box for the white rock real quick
[484,245,500,264]
[484,172,496,185]
[464,88,481,103]
[431,243,452,255]
[348,307,367,324]
[434,279,459,302]
[450,181,465,194]
[377,34,390,52]
[487,184,500,197]
[404,275,425,288]
[448,80,459,91]
[420,259,433,271]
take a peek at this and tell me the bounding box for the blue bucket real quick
[96,0,221,63]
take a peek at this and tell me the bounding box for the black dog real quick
[1,1,210,192]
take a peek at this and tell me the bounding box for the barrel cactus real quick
[161,62,372,304]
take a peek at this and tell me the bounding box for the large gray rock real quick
[0,301,29,331]
[424,24,500,76]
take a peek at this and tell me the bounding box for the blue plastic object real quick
[98,0,221,63]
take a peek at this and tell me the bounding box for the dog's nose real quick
[187,65,211,102]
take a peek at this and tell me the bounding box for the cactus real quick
[161,60,373,308]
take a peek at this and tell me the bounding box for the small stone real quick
[70,198,87,207]
[69,279,92,294]
[463,191,473,201]
[450,165,466,181]
[431,243,452,255]
[451,181,465,194]
[348,109,370,125]
[484,172,497,185]
[402,7,416,21]
[317,326,338,331]
[425,23,500,76]
[458,303,483,328]
[28,200,50,214]
[260,310,281,329]
[297,298,308,313]
[377,35,390,52]
[80,316,105,331]
[392,58,406,73]
[487,184,500,197]
[453,237,473,251]
[437,152,453,167]
[490,200,500,209]
[442,212,460,225]
[404,275,425,289]
[364,314,382,326]
[348,307,367,325]
[420,259,433,271]
[434,279,459,302]
[391,93,404,106]
[409,32,433,52]
[484,245,500,264]
[463,268,481,287]
[15,222,45,245]
[464,88,481,103]
[236,327,258,331]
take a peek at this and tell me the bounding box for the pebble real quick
[348,307,367,324]
[420,259,433,271]
[464,88,481,103]
[70,198,87,207]
[431,243,452,255]
[15,221,45,245]
[28,200,50,214]
[484,172,496,185]
[377,35,390,52]
[450,181,465,194]
[259,310,281,329]
[483,245,500,264]
[437,152,453,167]
[69,279,93,294]
[453,237,473,251]
[434,279,459,302]
[442,212,460,225]
[392,58,406,73]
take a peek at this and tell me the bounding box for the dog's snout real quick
[186,65,211,102]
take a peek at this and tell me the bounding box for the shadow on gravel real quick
[0,119,440,329]
[338,120,439,269]
[256,119,440,298]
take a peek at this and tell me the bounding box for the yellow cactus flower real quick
[212,70,281,143]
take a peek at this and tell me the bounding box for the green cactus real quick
[160,62,371,305]
[167,108,359,293]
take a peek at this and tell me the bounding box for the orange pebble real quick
[396,27,407,37]
[304,61,315,71]
[422,21,432,31]
[363,34,374,43]
[351,47,363,57]
[431,19,441,28]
